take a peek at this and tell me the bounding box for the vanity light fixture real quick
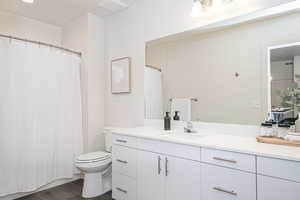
[191,0,234,17]
[22,0,34,3]
[212,0,223,8]
[191,0,203,17]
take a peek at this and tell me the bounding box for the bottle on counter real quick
[164,112,171,130]
[173,111,180,121]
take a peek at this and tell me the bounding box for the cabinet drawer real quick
[201,148,256,173]
[112,173,137,200]
[257,156,300,182]
[137,138,201,161]
[201,164,256,200]
[112,134,137,148]
[258,175,300,200]
[112,145,137,178]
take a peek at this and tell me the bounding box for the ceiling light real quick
[191,0,202,17]
[212,0,223,8]
[22,0,34,3]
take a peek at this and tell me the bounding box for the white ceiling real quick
[0,0,136,26]
[271,45,300,61]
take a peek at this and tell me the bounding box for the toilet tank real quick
[104,129,112,152]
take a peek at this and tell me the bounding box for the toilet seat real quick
[76,151,111,163]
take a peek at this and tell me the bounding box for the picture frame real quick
[111,57,131,94]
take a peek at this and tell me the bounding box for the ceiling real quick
[271,45,300,62]
[0,0,136,26]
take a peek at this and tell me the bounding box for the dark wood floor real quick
[17,180,112,200]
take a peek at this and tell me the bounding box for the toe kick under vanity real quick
[111,130,300,200]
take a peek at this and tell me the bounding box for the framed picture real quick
[111,57,131,94]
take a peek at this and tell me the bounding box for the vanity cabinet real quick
[112,133,300,200]
[137,148,201,200]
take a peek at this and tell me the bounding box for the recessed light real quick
[22,0,34,3]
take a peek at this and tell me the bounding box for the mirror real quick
[268,43,300,123]
[144,12,300,125]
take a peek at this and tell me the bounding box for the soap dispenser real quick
[164,112,171,130]
[173,111,180,121]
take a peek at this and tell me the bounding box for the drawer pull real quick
[165,157,169,176]
[158,156,162,175]
[116,187,128,194]
[213,187,237,196]
[116,159,128,164]
[116,139,127,143]
[213,157,237,164]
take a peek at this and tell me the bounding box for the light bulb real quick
[212,0,223,8]
[22,0,34,3]
[191,0,202,17]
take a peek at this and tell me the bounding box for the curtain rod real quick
[0,33,82,57]
[169,98,198,102]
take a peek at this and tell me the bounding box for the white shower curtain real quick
[0,38,83,197]
[144,67,163,119]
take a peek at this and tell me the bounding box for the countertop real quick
[106,126,300,162]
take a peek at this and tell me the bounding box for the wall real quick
[62,13,105,153]
[104,0,295,127]
[0,11,61,45]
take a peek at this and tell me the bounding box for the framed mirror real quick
[144,11,300,125]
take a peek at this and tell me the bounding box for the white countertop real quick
[106,126,300,162]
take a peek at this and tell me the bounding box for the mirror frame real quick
[267,41,300,115]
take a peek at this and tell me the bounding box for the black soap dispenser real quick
[173,111,180,121]
[164,112,171,130]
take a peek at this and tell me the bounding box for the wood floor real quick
[17,180,112,200]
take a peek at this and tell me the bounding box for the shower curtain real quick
[0,38,83,196]
[144,67,163,119]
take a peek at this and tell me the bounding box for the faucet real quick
[184,121,197,133]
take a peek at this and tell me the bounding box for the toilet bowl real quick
[76,151,112,198]
[75,131,112,198]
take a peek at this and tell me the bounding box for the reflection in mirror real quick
[144,12,300,125]
[269,44,300,123]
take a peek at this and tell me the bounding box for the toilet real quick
[75,131,112,198]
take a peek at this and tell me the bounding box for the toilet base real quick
[82,172,103,198]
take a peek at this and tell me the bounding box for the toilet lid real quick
[77,151,111,162]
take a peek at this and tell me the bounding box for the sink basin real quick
[161,132,207,140]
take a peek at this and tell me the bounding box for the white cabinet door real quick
[258,175,300,200]
[165,156,201,200]
[137,150,165,200]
